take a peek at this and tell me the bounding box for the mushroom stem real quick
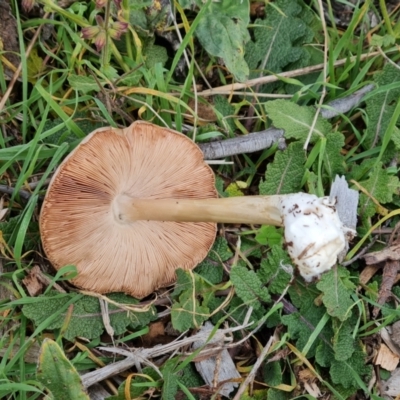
[116,195,283,226]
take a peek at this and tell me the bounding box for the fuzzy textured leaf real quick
[230,265,270,310]
[208,236,233,262]
[330,348,372,389]
[245,0,314,78]
[68,75,102,94]
[332,318,355,362]
[358,162,400,218]
[258,245,292,294]
[316,267,356,321]
[36,339,89,400]
[195,261,223,285]
[171,296,209,332]
[259,141,306,195]
[364,64,400,148]
[22,292,156,340]
[323,132,346,178]
[281,300,327,358]
[196,0,250,82]
[265,99,332,143]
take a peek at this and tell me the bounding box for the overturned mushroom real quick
[40,121,350,298]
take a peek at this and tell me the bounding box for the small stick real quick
[199,84,375,159]
[197,51,381,97]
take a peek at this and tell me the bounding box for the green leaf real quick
[391,126,400,150]
[108,367,160,400]
[195,261,223,285]
[171,294,210,332]
[0,215,38,251]
[316,267,356,322]
[67,75,102,94]
[259,141,306,195]
[177,363,204,390]
[330,348,372,390]
[265,99,332,143]
[213,95,236,134]
[208,236,233,262]
[364,64,400,148]
[358,162,400,218]
[22,292,156,341]
[282,284,329,358]
[258,245,292,294]
[323,132,346,178]
[196,0,250,82]
[162,370,179,400]
[263,361,282,387]
[36,339,89,400]
[245,0,314,77]
[230,265,271,310]
[144,43,168,69]
[255,226,283,246]
[332,318,355,362]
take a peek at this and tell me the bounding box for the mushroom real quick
[40,121,349,298]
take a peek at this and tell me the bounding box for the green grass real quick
[0,0,400,399]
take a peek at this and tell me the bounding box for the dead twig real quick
[197,51,382,97]
[199,84,375,159]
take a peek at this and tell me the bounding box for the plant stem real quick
[115,195,283,226]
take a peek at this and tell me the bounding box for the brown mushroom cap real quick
[40,121,217,298]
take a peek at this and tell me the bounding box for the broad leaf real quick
[265,99,332,143]
[364,64,400,148]
[37,339,89,400]
[22,292,156,340]
[245,0,314,77]
[316,267,356,322]
[230,265,270,310]
[195,0,250,82]
[259,141,306,195]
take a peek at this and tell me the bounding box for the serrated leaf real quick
[195,261,223,285]
[230,265,270,310]
[68,75,102,94]
[177,363,204,389]
[316,267,356,321]
[265,99,332,143]
[245,0,314,77]
[358,162,400,218]
[258,245,292,294]
[22,292,156,340]
[171,294,210,332]
[364,64,400,148]
[323,132,346,178]
[162,370,179,400]
[281,301,327,358]
[36,339,89,400]
[208,236,233,262]
[332,318,355,362]
[330,347,372,389]
[259,141,306,195]
[391,126,400,150]
[144,43,168,69]
[196,0,250,82]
